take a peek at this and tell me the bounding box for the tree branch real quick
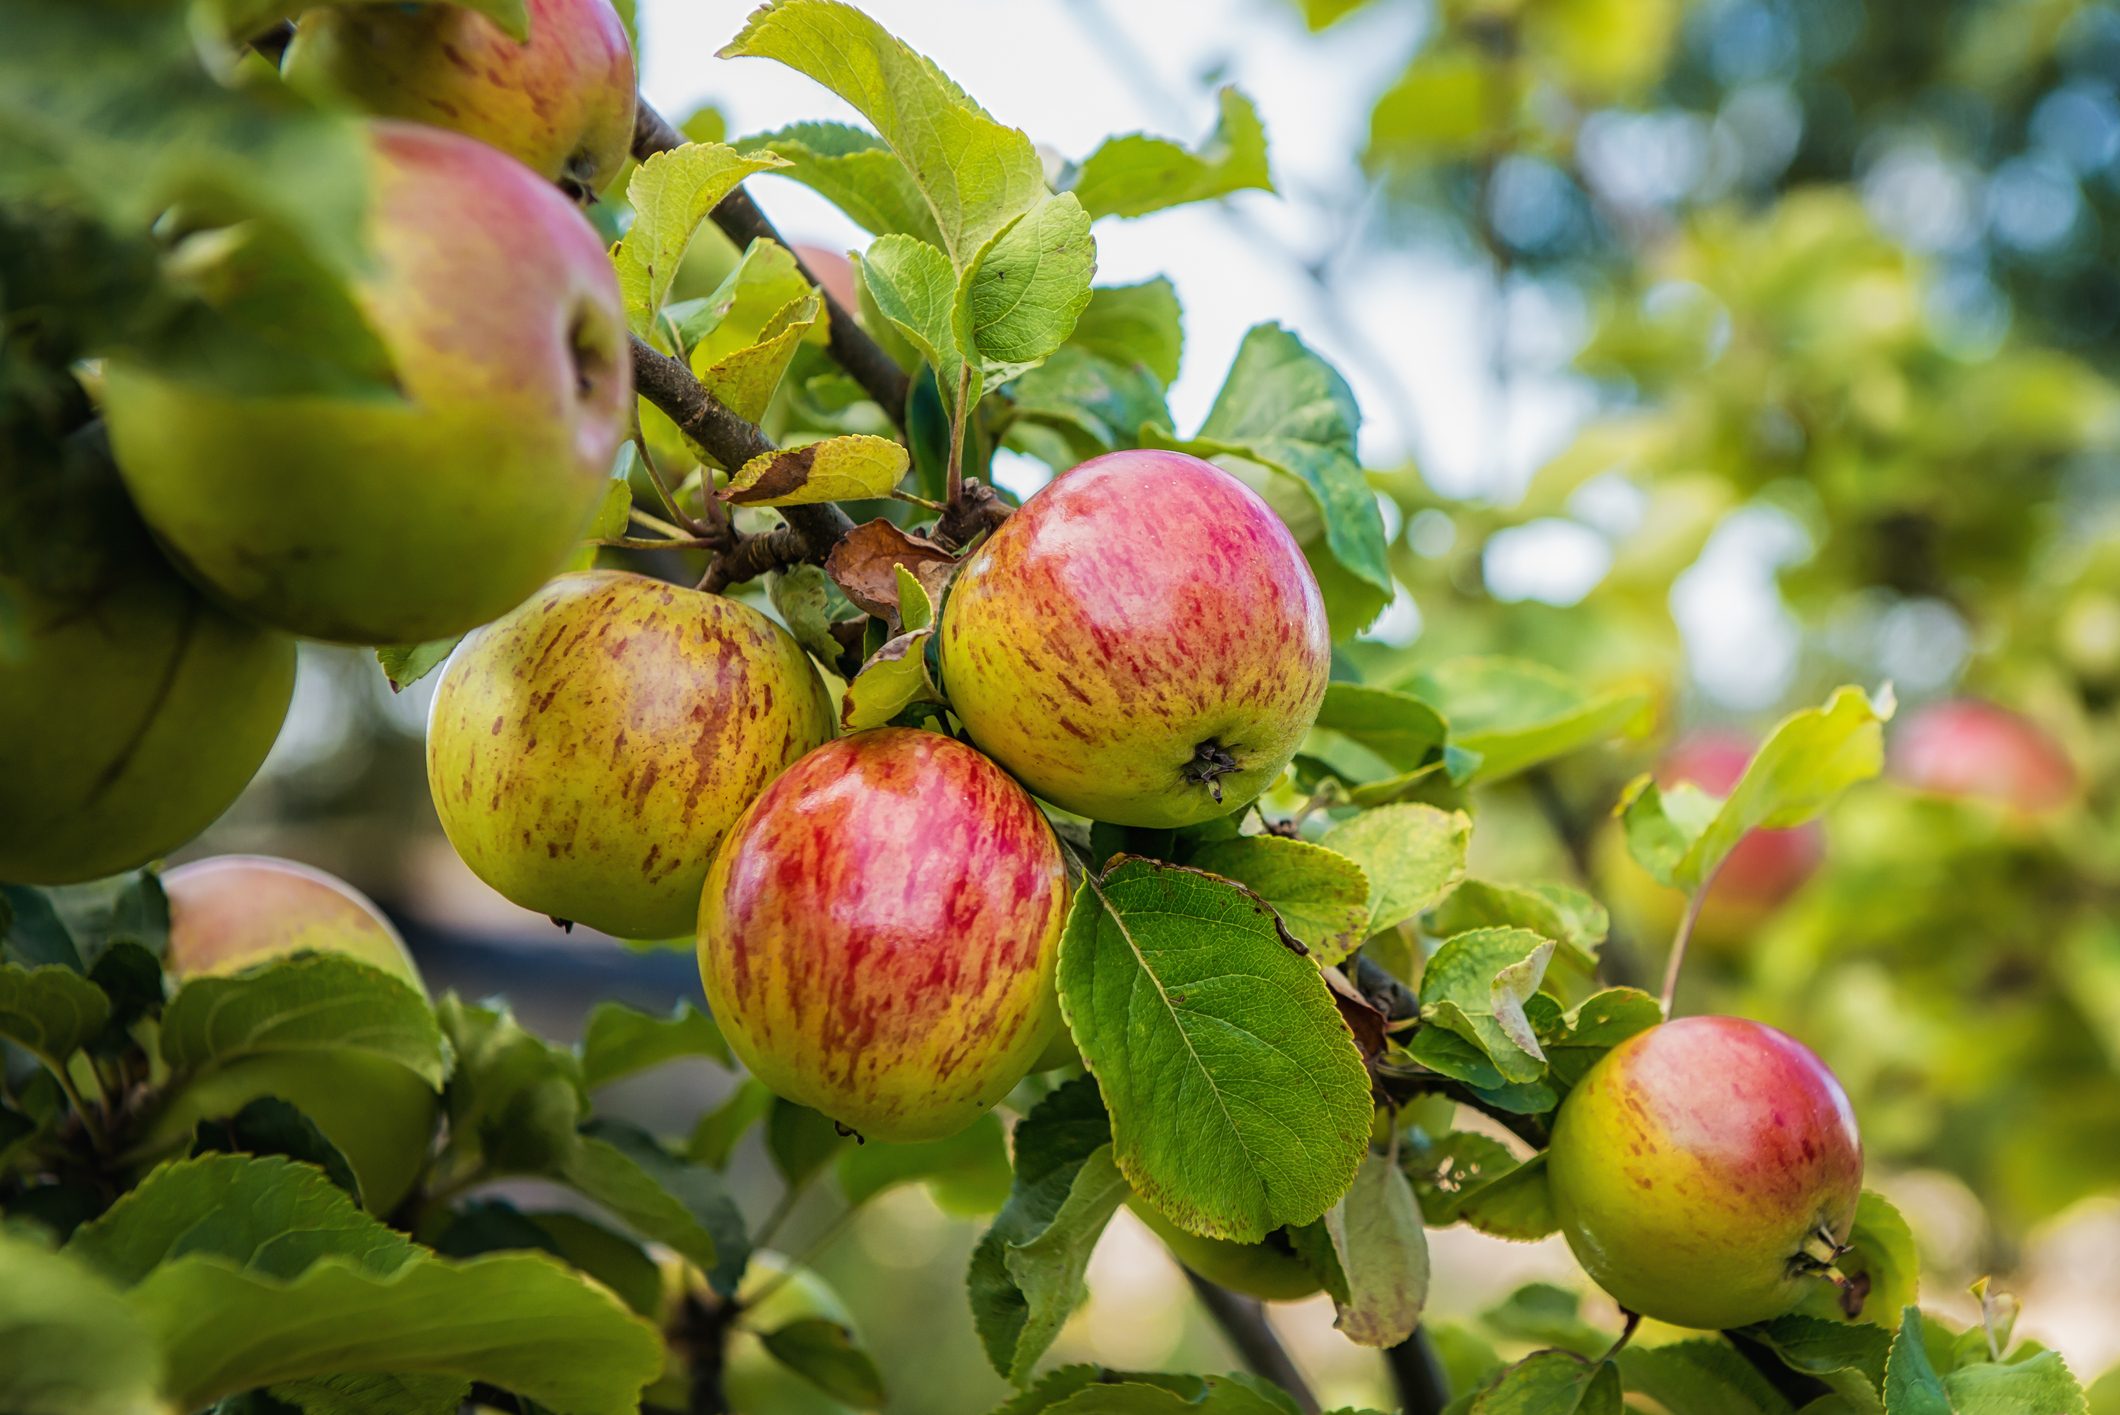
[631,101,911,429]
[1182,1269,1321,1415]
[1384,1327,1452,1415]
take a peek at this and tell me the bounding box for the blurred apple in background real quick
[1891,699,2077,814]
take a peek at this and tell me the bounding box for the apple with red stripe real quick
[1546,1015,1864,1330]
[1891,698,2076,814]
[697,729,1067,1142]
[940,449,1331,829]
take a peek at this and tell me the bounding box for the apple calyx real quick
[1180,738,1244,803]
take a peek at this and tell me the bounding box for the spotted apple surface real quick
[939,449,1331,828]
[698,729,1067,1142]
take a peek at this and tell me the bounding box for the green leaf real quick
[1367,46,1504,166]
[671,238,813,361]
[959,192,1097,376]
[1312,683,1453,776]
[526,1211,666,1323]
[0,1229,163,1415]
[838,1111,1012,1215]
[1453,1153,1557,1242]
[436,997,586,1176]
[1058,858,1372,1242]
[558,1119,748,1298]
[688,1078,773,1170]
[840,627,943,730]
[1618,685,1894,894]
[1470,1352,1622,1415]
[1318,803,1472,936]
[1418,929,1554,1083]
[0,962,111,1073]
[723,433,910,506]
[1070,278,1184,387]
[161,956,448,1091]
[1407,658,1651,783]
[769,565,850,671]
[614,142,790,337]
[578,1001,730,1089]
[859,234,970,404]
[1538,988,1662,1087]
[188,1096,363,1204]
[759,1317,888,1407]
[1797,1191,1918,1327]
[266,1371,468,1415]
[766,1098,850,1188]
[1481,1283,1607,1356]
[68,1154,414,1285]
[375,638,460,694]
[1616,1339,1797,1415]
[1401,1130,1518,1226]
[1069,88,1273,221]
[694,292,823,424]
[968,1077,1124,1382]
[1004,346,1175,461]
[1146,324,1390,600]
[1428,880,1609,974]
[1744,1314,1891,1397]
[1885,1306,2091,1413]
[1315,1149,1428,1347]
[1186,836,1371,964]
[129,1250,661,1415]
[720,0,1048,268]
[736,122,945,244]
[1402,1026,1557,1114]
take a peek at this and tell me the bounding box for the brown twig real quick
[1182,1269,1321,1414]
[631,101,911,428]
[1384,1328,1452,1415]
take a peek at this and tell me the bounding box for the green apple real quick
[426,570,835,940]
[1130,1201,1322,1302]
[0,452,293,885]
[102,121,630,646]
[939,449,1331,828]
[699,730,1067,1142]
[284,0,637,198]
[1546,1015,1864,1330]
[140,855,440,1213]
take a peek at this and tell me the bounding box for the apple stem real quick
[1601,1309,1643,1360]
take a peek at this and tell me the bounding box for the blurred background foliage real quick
[153,0,2120,1408]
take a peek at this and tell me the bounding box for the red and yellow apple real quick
[142,856,439,1213]
[1546,1016,1863,1330]
[0,463,294,885]
[283,0,637,198]
[1890,699,2076,814]
[939,449,1331,827]
[103,121,630,646]
[426,570,835,940]
[698,729,1067,1141]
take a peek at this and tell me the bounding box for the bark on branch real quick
[1182,1270,1321,1414]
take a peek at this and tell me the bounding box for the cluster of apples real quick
[0,0,638,884]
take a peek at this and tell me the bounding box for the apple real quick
[1130,1201,1322,1302]
[938,449,1331,828]
[697,729,1067,1142]
[142,855,440,1213]
[426,570,835,940]
[102,121,630,646]
[792,243,859,313]
[1890,699,2076,814]
[1545,1016,1863,1330]
[283,0,637,198]
[0,462,293,885]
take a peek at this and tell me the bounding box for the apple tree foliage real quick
[0,0,2112,1412]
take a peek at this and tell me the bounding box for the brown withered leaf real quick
[1323,964,1389,1070]
[824,518,959,623]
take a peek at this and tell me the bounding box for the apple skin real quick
[1890,699,2076,814]
[427,570,834,940]
[792,243,859,313]
[1546,1016,1863,1330]
[103,121,629,646]
[283,0,636,197]
[698,729,1067,1142]
[146,855,439,1214]
[939,450,1331,828]
[0,474,293,885]
[1130,1202,1322,1302]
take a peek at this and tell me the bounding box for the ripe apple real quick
[698,729,1067,1142]
[1130,1201,1322,1302]
[283,0,637,198]
[141,855,439,1214]
[938,449,1331,828]
[427,570,835,940]
[792,243,859,313]
[102,121,630,646]
[1545,1016,1863,1330]
[1890,699,2076,814]
[0,462,293,885]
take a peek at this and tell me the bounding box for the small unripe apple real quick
[103,121,630,645]
[939,449,1330,828]
[0,464,293,885]
[284,0,637,198]
[1890,699,2076,814]
[427,570,835,940]
[1130,1201,1322,1302]
[144,855,439,1213]
[698,729,1067,1142]
[1546,1016,1863,1330]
